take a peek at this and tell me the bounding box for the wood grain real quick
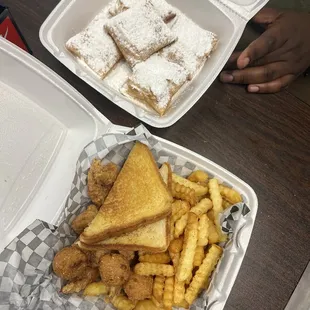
[2,1,310,309]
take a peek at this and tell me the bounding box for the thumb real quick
[252,7,282,25]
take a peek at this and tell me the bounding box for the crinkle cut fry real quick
[172,200,190,223]
[185,245,222,305]
[174,212,188,238]
[176,212,199,282]
[190,198,213,217]
[163,276,174,310]
[172,173,208,196]
[174,278,185,305]
[172,181,197,206]
[219,184,242,204]
[153,275,165,304]
[139,252,171,264]
[197,214,209,246]
[193,245,205,267]
[134,262,174,277]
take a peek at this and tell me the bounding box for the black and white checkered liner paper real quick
[0,125,250,310]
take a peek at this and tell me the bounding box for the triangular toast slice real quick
[78,217,169,253]
[80,142,172,244]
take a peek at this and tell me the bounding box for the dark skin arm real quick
[220,8,310,93]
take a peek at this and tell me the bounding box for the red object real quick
[0,5,31,53]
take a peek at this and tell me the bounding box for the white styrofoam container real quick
[0,38,258,310]
[39,0,268,128]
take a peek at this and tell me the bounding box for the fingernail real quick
[220,72,234,83]
[240,57,250,69]
[248,85,259,93]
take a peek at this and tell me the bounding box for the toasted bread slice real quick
[78,217,169,253]
[159,162,172,192]
[80,142,173,244]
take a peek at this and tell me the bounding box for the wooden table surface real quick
[3,1,310,309]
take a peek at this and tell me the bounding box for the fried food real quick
[222,198,231,210]
[208,178,223,215]
[53,246,88,281]
[176,213,199,282]
[119,250,135,262]
[139,252,171,264]
[207,216,220,244]
[99,253,130,286]
[153,275,165,305]
[111,294,136,310]
[193,246,205,267]
[207,209,215,222]
[197,214,209,246]
[124,274,153,301]
[88,159,119,207]
[174,212,188,238]
[108,286,122,302]
[209,179,227,242]
[71,205,98,234]
[83,281,110,296]
[187,170,209,184]
[163,276,174,310]
[219,185,242,204]
[169,252,180,271]
[171,200,190,223]
[90,249,110,267]
[172,174,208,197]
[185,245,222,304]
[172,181,197,206]
[174,300,189,309]
[168,237,183,254]
[134,262,174,277]
[173,278,185,305]
[135,299,159,310]
[185,272,192,285]
[62,267,99,294]
[190,198,213,217]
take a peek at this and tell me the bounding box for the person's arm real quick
[220,8,310,93]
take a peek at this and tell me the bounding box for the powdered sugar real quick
[111,0,176,22]
[160,41,204,80]
[128,54,188,110]
[105,3,176,66]
[66,4,122,79]
[171,12,217,59]
[105,60,132,91]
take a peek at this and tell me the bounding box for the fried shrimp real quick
[87,159,119,207]
[124,274,153,301]
[99,253,130,286]
[62,267,99,294]
[71,205,98,234]
[53,247,88,281]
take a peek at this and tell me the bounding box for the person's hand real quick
[220,8,310,93]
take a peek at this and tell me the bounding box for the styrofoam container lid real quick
[39,0,268,128]
[0,37,130,251]
[0,38,258,310]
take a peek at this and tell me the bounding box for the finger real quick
[220,62,293,85]
[237,27,287,69]
[252,8,282,25]
[247,74,296,93]
[250,48,294,67]
[224,51,242,69]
